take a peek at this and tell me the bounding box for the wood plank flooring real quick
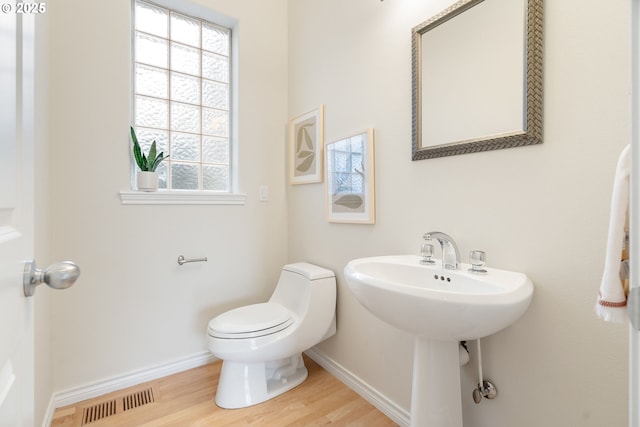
[51,355,398,426]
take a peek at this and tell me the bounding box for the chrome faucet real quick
[422,231,460,270]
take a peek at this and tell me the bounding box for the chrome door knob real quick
[23,260,80,297]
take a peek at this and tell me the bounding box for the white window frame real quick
[121,0,245,205]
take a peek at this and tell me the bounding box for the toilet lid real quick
[208,303,293,339]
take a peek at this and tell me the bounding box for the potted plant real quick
[130,126,169,192]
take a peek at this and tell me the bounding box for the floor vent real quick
[122,387,155,412]
[79,387,156,425]
[81,399,117,425]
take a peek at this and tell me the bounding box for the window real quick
[132,0,231,192]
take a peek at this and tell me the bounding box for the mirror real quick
[411,0,543,160]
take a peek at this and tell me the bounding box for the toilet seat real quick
[208,303,294,339]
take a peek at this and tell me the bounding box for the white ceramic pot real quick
[136,171,159,192]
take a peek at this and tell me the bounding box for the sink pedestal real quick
[410,338,463,427]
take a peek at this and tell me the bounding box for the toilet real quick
[207,262,336,409]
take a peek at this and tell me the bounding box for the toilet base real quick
[214,353,308,409]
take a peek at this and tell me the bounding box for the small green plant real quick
[130,126,169,172]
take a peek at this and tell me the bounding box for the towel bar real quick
[177,255,208,266]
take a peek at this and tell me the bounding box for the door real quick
[0,11,36,427]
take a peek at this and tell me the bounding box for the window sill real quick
[120,190,247,205]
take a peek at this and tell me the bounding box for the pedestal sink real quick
[344,255,533,427]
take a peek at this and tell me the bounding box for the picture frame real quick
[289,105,324,184]
[325,129,375,224]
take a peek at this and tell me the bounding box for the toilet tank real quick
[283,262,335,281]
[269,263,335,316]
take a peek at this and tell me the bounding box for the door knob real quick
[23,260,80,297]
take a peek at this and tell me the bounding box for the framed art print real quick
[289,105,324,184]
[325,129,375,224]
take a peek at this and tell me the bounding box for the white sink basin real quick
[344,254,533,427]
[344,255,533,341]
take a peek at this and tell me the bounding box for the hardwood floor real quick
[51,356,398,426]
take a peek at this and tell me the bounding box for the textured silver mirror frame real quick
[411,0,544,160]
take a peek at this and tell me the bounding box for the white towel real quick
[596,144,631,322]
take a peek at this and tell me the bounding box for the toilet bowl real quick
[207,262,336,409]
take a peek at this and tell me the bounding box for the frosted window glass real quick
[171,102,200,134]
[202,51,228,83]
[136,64,168,98]
[171,132,200,161]
[171,163,199,190]
[134,127,169,155]
[171,42,200,76]
[202,23,229,55]
[135,1,168,38]
[136,33,168,68]
[171,72,200,105]
[203,165,229,191]
[133,2,232,192]
[203,136,228,163]
[155,162,168,189]
[202,80,228,109]
[135,96,168,129]
[202,108,228,137]
[171,13,200,48]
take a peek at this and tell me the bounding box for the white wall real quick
[46,0,288,392]
[287,0,630,426]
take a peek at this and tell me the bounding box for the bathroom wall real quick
[45,0,288,393]
[287,0,631,426]
[39,0,631,426]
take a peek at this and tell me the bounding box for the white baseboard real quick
[304,348,410,427]
[41,351,217,427]
[41,397,56,427]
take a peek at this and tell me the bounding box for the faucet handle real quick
[469,250,487,274]
[419,243,436,264]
